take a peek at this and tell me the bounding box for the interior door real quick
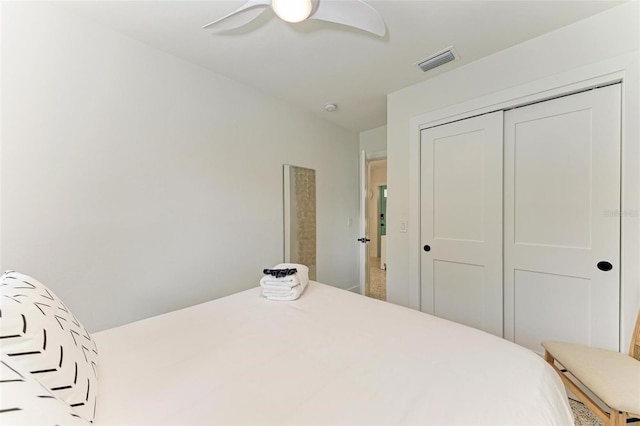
[420,111,503,336]
[504,84,621,353]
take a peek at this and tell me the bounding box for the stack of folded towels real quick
[260,263,309,301]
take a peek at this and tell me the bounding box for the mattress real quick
[93,282,573,425]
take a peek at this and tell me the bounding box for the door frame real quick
[359,150,386,296]
[408,53,639,352]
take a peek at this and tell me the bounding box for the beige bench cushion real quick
[543,341,640,414]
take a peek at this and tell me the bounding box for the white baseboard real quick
[347,285,361,294]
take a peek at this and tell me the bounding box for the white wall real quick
[387,2,639,348]
[359,125,387,156]
[0,2,359,332]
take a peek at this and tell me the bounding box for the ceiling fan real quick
[202,0,386,37]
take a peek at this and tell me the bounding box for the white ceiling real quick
[57,0,624,133]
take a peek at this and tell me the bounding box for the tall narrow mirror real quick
[283,165,316,280]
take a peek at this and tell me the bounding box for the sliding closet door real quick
[420,111,503,336]
[504,85,621,353]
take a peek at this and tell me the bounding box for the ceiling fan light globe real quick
[272,0,313,23]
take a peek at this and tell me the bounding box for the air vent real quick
[417,46,458,73]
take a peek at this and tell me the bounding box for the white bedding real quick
[93,282,573,425]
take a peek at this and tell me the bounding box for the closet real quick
[419,84,621,352]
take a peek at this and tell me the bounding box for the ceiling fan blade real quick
[308,0,386,36]
[202,0,271,31]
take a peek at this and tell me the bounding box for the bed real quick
[0,272,574,425]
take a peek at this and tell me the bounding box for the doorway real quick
[366,159,387,300]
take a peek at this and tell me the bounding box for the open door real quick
[359,150,370,295]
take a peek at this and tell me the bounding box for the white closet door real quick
[504,85,621,353]
[420,111,503,336]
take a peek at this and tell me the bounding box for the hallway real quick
[367,256,386,301]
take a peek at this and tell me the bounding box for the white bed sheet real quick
[93,282,573,425]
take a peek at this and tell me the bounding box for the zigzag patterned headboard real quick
[0,271,99,423]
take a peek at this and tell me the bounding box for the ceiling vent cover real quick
[417,46,458,73]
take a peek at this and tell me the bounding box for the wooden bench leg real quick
[609,410,626,426]
[544,350,555,363]
[544,350,612,425]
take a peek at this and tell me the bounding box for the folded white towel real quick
[260,275,301,288]
[260,263,309,301]
[262,284,304,300]
[263,285,305,301]
[259,263,308,287]
[263,291,304,301]
[261,283,298,291]
[262,287,299,297]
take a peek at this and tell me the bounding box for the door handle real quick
[357,238,371,243]
[597,261,613,271]
[423,245,431,252]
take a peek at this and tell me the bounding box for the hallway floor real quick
[367,256,386,301]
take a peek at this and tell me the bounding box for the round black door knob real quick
[423,245,431,252]
[597,261,613,271]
